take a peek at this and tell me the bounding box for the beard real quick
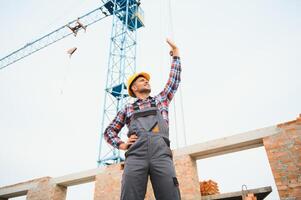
[139,88,151,94]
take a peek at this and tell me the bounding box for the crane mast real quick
[98,0,144,165]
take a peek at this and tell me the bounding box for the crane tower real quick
[97,0,144,165]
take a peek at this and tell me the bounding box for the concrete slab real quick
[201,186,272,200]
[50,167,106,187]
[0,181,38,198]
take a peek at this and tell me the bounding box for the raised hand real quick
[166,38,179,57]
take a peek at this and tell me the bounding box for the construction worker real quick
[104,38,181,200]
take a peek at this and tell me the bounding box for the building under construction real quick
[0,114,301,199]
[0,0,300,200]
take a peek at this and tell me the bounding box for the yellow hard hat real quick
[127,72,150,97]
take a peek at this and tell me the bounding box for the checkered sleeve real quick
[103,107,126,149]
[158,56,181,103]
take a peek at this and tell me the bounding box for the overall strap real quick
[150,98,156,107]
[133,101,140,111]
[133,97,157,111]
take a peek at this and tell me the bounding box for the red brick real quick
[278,185,288,191]
[289,182,301,188]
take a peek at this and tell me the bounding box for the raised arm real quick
[158,39,181,103]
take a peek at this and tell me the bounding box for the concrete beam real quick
[173,125,281,159]
[201,186,272,200]
[50,167,106,187]
[0,167,107,198]
[0,181,38,198]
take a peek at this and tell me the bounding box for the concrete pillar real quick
[174,154,202,200]
[26,177,66,200]
[263,114,301,200]
[94,164,123,200]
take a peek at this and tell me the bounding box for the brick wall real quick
[26,177,66,200]
[94,164,123,200]
[174,154,202,200]
[263,114,301,200]
[93,154,201,199]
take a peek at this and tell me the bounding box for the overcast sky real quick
[0,0,300,199]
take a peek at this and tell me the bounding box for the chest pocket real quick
[130,108,158,134]
[128,98,169,137]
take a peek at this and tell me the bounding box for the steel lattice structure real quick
[0,4,113,70]
[98,0,144,165]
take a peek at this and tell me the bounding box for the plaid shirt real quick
[104,56,181,149]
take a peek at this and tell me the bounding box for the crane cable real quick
[167,0,179,149]
[167,0,187,147]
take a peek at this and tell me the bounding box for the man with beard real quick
[103,38,181,200]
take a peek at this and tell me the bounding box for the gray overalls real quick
[121,99,181,200]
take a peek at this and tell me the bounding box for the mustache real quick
[139,88,151,94]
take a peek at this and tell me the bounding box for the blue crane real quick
[0,0,144,166]
[98,0,144,166]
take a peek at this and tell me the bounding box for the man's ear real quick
[131,84,137,93]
